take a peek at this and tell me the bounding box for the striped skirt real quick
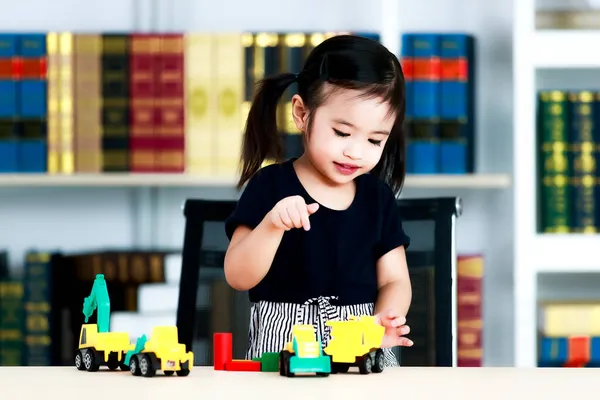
[245,296,399,367]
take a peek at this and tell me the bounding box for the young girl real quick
[223,34,413,368]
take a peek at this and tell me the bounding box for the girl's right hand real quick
[268,195,319,231]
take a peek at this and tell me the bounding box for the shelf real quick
[533,234,600,273]
[0,173,512,189]
[533,30,600,68]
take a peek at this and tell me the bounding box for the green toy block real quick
[253,352,280,372]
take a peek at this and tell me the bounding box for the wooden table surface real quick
[1,366,596,399]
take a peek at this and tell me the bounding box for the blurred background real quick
[0,0,597,371]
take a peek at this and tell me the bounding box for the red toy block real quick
[213,332,233,370]
[225,360,261,372]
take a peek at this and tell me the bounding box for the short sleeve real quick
[224,168,273,240]
[373,183,411,260]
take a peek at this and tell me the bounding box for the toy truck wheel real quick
[358,354,373,375]
[372,349,385,373]
[279,350,294,377]
[176,361,190,376]
[139,354,156,377]
[330,363,350,374]
[83,350,100,372]
[106,353,120,370]
[74,351,85,371]
[129,355,141,376]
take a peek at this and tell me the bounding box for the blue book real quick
[402,33,441,174]
[0,33,19,172]
[439,33,475,174]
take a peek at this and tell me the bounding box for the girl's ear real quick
[291,94,308,132]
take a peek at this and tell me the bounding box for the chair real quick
[176,196,462,367]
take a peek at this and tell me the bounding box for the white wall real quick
[0,0,515,366]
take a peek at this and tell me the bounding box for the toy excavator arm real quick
[82,274,111,333]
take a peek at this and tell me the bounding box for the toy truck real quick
[75,274,134,372]
[279,324,331,377]
[323,315,386,374]
[125,326,194,377]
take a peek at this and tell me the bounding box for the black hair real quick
[238,34,406,195]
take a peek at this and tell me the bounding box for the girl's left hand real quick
[375,309,414,348]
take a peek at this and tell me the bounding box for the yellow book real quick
[58,33,75,174]
[539,301,600,337]
[184,34,217,176]
[214,33,244,178]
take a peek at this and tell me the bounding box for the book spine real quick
[279,33,306,160]
[46,33,60,174]
[568,91,597,233]
[456,254,483,367]
[17,33,48,173]
[406,33,441,174]
[0,34,19,172]
[129,33,159,172]
[23,251,53,366]
[400,33,414,173]
[184,33,217,175]
[73,34,102,172]
[538,90,570,232]
[156,33,185,173]
[58,33,74,174]
[0,280,25,366]
[214,33,244,177]
[101,34,130,172]
[439,34,475,174]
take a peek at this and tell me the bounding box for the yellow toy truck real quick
[75,274,134,372]
[126,326,194,377]
[323,315,386,374]
[279,324,331,377]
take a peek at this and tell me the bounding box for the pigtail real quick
[237,73,297,189]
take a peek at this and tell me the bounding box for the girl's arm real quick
[223,216,285,291]
[374,245,412,317]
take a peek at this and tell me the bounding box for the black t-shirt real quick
[224,158,410,306]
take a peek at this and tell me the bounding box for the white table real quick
[1,366,597,400]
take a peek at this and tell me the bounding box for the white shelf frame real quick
[0,173,511,189]
[513,2,600,368]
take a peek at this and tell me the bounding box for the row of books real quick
[400,33,476,175]
[537,90,600,234]
[0,30,477,178]
[538,301,600,367]
[0,248,174,366]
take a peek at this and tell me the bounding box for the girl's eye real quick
[333,128,349,137]
[369,139,382,146]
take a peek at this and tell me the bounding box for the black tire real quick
[331,363,350,374]
[106,353,120,370]
[74,351,85,371]
[372,349,385,373]
[164,371,175,376]
[129,355,141,376]
[176,361,190,376]
[279,350,294,377]
[83,350,99,372]
[358,354,373,375]
[139,354,156,377]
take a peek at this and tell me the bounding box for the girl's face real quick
[292,86,395,186]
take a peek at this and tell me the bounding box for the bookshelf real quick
[513,1,600,367]
[0,0,516,368]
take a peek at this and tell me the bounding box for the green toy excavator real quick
[74,274,134,372]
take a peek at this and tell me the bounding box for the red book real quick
[457,254,484,367]
[129,33,160,172]
[155,33,185,173]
